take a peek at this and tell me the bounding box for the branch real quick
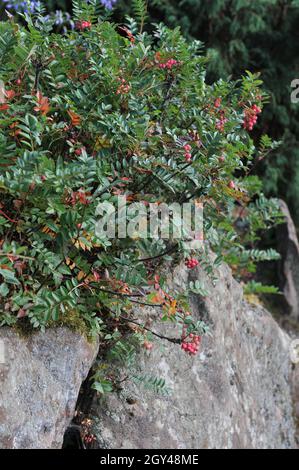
[119,315,181,345]
[0,252,35,261]
[96,286,165,308]
[98,287,144,298]
[135,243,178,263]
[0,209,18,224]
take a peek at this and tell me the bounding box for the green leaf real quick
[0,268,20,285]
[0,283,9,297]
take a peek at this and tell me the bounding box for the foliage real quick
[244,281,280,295]
[5,0,299,228]
[92,335,171,396]
[0,1,282,391]
[115,0,299,225]
[131,0,147,32]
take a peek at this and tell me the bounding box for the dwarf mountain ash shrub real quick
[0,1,282,391]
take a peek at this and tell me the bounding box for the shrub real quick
[0,1,282,390]
[120,0,299,225]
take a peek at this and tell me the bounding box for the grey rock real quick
[92,261,298,449]
[277,199,299,320]
[291,360,299,443]
[0,328,98,449]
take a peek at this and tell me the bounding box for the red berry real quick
[5,90,16,100]
[76,20,92,31]
[185,258,199,269]
[75,147,85,155]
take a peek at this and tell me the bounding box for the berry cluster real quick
[158,58,179,70]
[181,332,201,356]
[243,104,262,131]
[183,144,192,162]
[84,434,97,445]
[185,258,199,269]
[81,417,97,447]
[216,115,228,132]
[213,100,228,132]
[116,77,131,95]
[75,20,92,31]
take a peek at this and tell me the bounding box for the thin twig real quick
[119,314,181,344]
[135,243,178,263]
[0,252,35,261]
[0,209,18,224]
[98,287,144,298]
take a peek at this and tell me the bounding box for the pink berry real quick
[144,341,153,351]
[76,20,92,31]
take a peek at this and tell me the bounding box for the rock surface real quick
[91,261,298,449]
[277,199,299,321]
[0,259,297,449]
[0,328,98,449]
